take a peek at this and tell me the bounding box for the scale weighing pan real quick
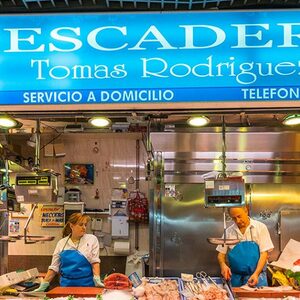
[27,235,55,241]
[18,235,55,241]
[207,237,239,245]
[0,235,21,242]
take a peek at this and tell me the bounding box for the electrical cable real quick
[40,132,63,150]
[40,121,60,133]
[103,246,108,256]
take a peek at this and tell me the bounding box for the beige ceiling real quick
[6,110,298,134]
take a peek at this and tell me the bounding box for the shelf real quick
[0,158,31,174]
[84,211,110,215]
[0,235,55,242]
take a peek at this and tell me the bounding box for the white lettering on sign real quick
[23,91,83,103]
[22,89,174,104]
[179,25,226,49]
[231,24,273,48]
[87,26,128,51]
[100,89,174,102]
[30,59,127,80]
[241,87,300,100]
[3,23,300,53]
[141,56,300,85]
[4,28,45,52]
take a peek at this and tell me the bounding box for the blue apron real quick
[228,235,267,287]
[59,237,95,287]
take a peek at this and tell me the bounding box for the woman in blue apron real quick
[59,234,95,286]
[217,206,274,288]
[34,213,104,292]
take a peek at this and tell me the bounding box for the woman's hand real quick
[33,281,50,292]
[93,275,105,287]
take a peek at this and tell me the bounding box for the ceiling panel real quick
[0,0,299,12]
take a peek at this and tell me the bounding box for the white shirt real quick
[49,233,100,273]
[216,218,274,254]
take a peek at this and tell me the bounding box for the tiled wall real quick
[8,132,149,258]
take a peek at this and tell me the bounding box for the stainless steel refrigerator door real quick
[160,184,224,276]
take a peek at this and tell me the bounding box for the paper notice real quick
[270,239,300,270]
[205,181,214,189]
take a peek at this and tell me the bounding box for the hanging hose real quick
[145,118,153,181]
[34,119,41,171]
[219,116,227,178]
[223,207,227,244]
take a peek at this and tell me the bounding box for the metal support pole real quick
[34,120,41,171]
[4,159,9,187]
[221,116,227,178]
[135,139,140,251]
[24,204,38,244]
[223,207,227,245]
[136,140,140,191]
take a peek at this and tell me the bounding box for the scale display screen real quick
[207,195,243,205]
[16,175,51,186]
[204,177,245,207]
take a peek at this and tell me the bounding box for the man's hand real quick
[93,275,105,287]
[220,263,232,281]
[247,273,259,287]
[33,281,49,292]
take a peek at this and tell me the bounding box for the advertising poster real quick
[9,219,20,233]
[41,205,64,227]
[64,163,94,185]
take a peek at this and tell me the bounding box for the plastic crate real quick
[179,276,234,300]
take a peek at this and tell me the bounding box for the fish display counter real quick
[3,273,300,300]
[42,276,234,300]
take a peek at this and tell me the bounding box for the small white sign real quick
[219,185,230,190]
[205,181,214,189]
[16,195,24,202]
[28,189,38,195]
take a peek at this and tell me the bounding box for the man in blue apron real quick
[216,206,274,287]
[34,213,104,292]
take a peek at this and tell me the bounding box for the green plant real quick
[286,270,300,288]
[96,294,103,300]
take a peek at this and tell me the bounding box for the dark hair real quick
[62,213,91,237]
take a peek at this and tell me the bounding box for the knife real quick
[221,277,234,298]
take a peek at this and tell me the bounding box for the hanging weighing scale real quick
[205,117,245,246]
[205,176,245,245]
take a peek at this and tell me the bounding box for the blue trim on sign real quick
[2,11,300,104]
[2,86,300,105]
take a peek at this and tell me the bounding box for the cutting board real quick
[46,286,103,297]
[233,287,300,298]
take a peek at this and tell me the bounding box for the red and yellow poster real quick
[41,205,64,227]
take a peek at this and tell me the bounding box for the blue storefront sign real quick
[1,10,300,105]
